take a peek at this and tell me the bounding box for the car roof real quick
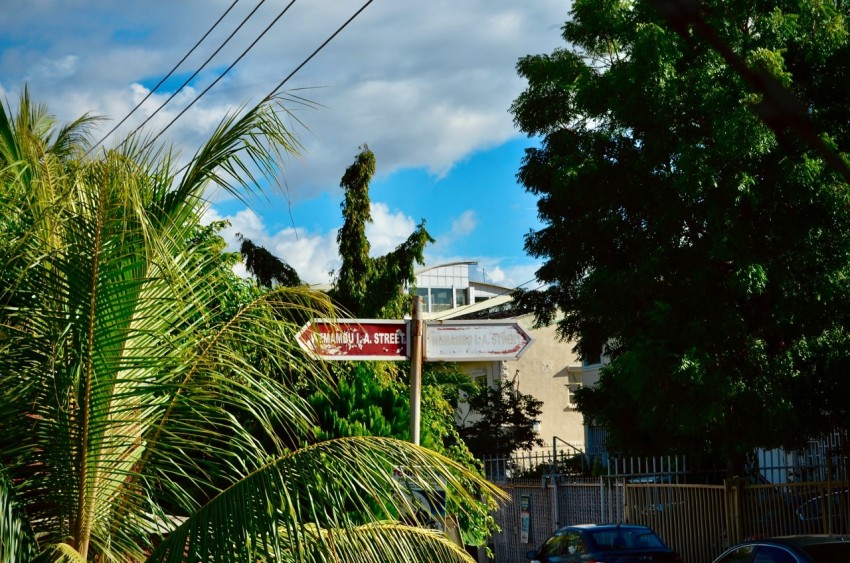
[558,524,653,533]
[747,535,850,548]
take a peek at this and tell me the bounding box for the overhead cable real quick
[89,0,242,153]
[263,0,375,102]
[167,0,375,174]
[142,0,301,152]
[121,0,271,153]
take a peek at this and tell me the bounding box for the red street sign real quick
[295,319,409,361]
[423,320,533,361]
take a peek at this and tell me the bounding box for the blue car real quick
[526,523,682,562]
[712,535,850,562]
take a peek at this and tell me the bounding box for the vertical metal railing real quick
[486,436,850,563]
[625,483,727,563]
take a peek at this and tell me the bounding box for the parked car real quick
[526,523,682,562]
[712,535,850,562]
[795,489,849,533]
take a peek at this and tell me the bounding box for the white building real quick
[413,262,588,455]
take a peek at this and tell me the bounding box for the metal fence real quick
[484,434,849,563]
[480,441,592,484]
[626,482,727,563]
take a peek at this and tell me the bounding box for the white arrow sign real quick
[423,320,533,362]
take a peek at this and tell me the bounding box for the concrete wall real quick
[455,314,586,454]
[503,314,585,451]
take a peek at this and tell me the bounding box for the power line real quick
[166,0,375,174]
[89,0,242,153]
[141,0,300,153]
[118,0,271,154]
[263,0,374,101]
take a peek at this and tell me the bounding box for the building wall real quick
[413,262,588,455]
[453,315,586,454]
[453,360,502,427]
[502,314,585,452]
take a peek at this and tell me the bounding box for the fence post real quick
[724,478,743,546]
[551,476,560,529]
[599,476,607,523]
[552,439,558,476]
[826,455,834,534]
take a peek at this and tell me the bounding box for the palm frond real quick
[0,103,327,558]
[277,522,475,563]
[0,93,21,167]
[0,466,38,563]
[51,113,104,160]
[30,543,88,563]
[172,94,306,211]
[1,91,502,562]
[148,437,506,562]
[0,85,102,169]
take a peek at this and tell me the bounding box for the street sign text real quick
[423,320,533,361]
[296,319,408,361]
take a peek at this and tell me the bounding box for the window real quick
[716,545,754,563]
[587,529,665,551]
[565,531,585,556]
[587,530,621,551]
[455,288,468,307]
[540,531,584,557]
[565,368,582,410]
[626,530,664,549]
[430,287,452,311]
[415,288,429,311]
[539,534,569,556]
[753,546,795,563]
[582,351,602,366]
[466,368,488,389]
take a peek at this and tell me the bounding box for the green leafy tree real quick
[237,233,302,288]
[0,91,503,562]
[305,362,498,549]
[307,364,410,441]
[306,363,480,461]
[210,142,504,549]
[330,145,434,319]
[511,1,850,469]
[324,147,499,545]
[457,379,544,459]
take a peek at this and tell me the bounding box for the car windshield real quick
[540,533,571,556]
[588,529,665,551]
[801,543,850,562]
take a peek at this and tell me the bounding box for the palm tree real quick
[0,90,503,562]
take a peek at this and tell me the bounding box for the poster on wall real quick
[520,495,531,544]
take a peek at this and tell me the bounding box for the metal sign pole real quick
[409,296,423,445]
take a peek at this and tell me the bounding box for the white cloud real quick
[429,210,478,254]
[365,202,418,256]
[1,0,567,194]
[204,207,339,285]
[450,210,477,238]
[486,267,507,284]
[3,0,562,286]
[28,54,78,81]
[206,201,424,285]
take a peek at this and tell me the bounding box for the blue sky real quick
[212,137,545,286]
[0,0,569,286]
